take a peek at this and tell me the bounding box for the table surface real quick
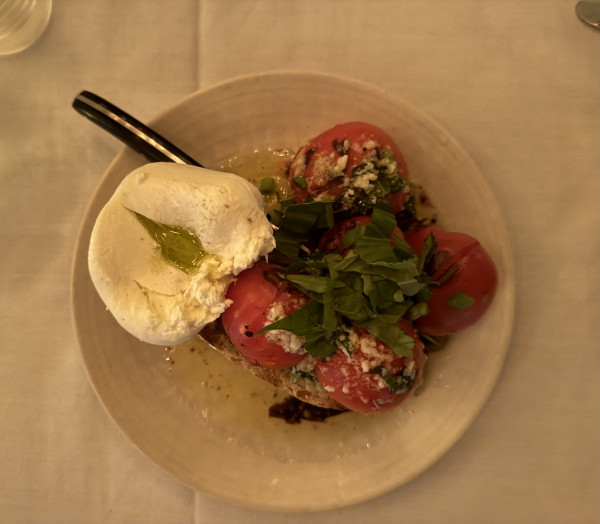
[1,1,598,523]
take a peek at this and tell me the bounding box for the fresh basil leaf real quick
[373,200,394,213]
[408,302,429,321]
[304,334,337,358]
[331,286,374,322]
[341,271,364,294]
[283,274,331,293]
[277,201,330,234]
[279,197,297,211]
[415,285,432,303]
[322,276,338,331]
[355,237,399,264]
[319,202,335,229]
[397,279,425,297]
[392,237,417,260]
[273,201,335,260]
[359,319,415,357]
[342,224,367,249]
[358,261,419,283]
[377,302,411,324]
[272,230,306,260]
[364,205,398,239]
[369,280,398,310]
[324,253,343,280]
[323,253,344,265]
[285,260,330,272]
[361,273,374,296]
[332,252,365,272]
[258,301,324,336]
[418,232,437,273]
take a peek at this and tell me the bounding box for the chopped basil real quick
[259,177,276,193]
[304,334,337,358]
[381,150,395,161]
[273,201,334,260]
[417,232,437,273]
[292,175,307,189]
[283,274,331,294]
[369,365,415,394]
[447,291,475,310]
[261,205,435,358]
[408,301,429,321]
[361,319,415,356]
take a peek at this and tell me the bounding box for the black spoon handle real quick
[72,91,203,167]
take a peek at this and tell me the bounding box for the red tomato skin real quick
[288,122,409,212]
[404,228,498,336]
[314,321,426,414]
[221,262,307,369]
[317,215,404,255]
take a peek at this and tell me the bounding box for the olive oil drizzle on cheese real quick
[131,210,209,274]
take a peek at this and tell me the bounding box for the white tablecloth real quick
[1,1,598,522]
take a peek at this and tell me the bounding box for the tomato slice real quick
[288,122,410,213]
[404,227,498,336]
[314,320,426,413]
[221,262,308,369]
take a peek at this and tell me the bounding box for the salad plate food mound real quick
[72,71,515,512]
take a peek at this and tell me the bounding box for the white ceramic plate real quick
[72,71,515,512]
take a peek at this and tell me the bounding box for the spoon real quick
[576,1,600,29]
[72,91,203,166]
[73,91,281,231]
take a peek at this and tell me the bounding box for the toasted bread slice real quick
[200,319,346,411]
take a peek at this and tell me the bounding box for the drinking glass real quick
[0,0,52,55]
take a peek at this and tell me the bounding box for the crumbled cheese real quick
[266,302,285,323]
[336,154,349,172]
[352,170,378,190]
[294,354,317,373]
[403,360,416,378]
[362,139,377,150]
[347,328,359,347]
[372,375,388,391]
[264,301,307,354]
[312,154,336,180]
[264,329,306,354]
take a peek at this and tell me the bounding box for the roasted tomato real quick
[314,320,426,413]
[221,262,308,369]
[288,122,410,213]
[318,215,404,254]
[404,227,498,336]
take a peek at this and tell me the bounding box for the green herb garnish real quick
[447,291,475,310]
[130,210,209,274]
[292,175,308,189]
[272,200,334,260]
[369,365,415,393]
[259,177,276,193]
[262,204,432,357]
